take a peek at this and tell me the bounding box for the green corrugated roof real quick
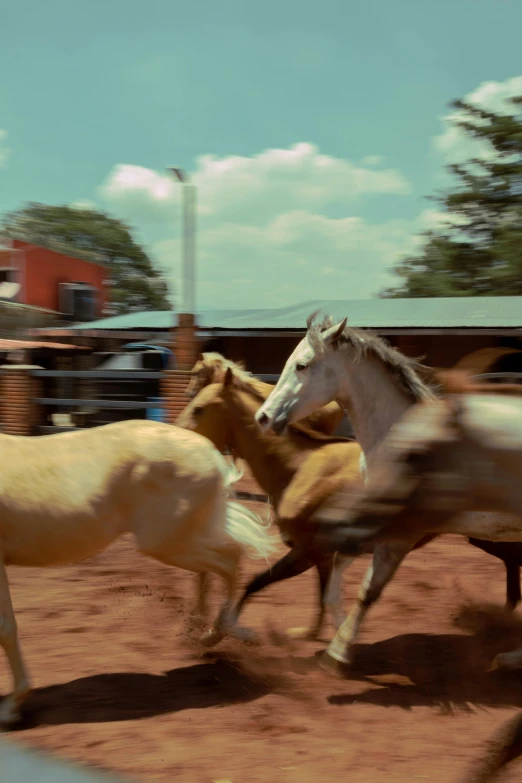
[67,297,522,331]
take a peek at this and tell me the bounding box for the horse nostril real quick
[257,412,269,428]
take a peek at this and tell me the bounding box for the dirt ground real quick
[3,502,522,783]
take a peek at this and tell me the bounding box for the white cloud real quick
[98,142,418,308]
[99,165,179,225]
[100,142,411,230]
[434,75,522,162]
[153,208,444,309]
[0,130,10,167]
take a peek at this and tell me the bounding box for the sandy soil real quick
[2,502,522,782]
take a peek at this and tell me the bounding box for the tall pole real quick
[167,167,196,315]
[166,166,199,371]
[182,183,196,314]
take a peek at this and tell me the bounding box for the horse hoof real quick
[489,651,522,672]
[231,626,260,645]
[0,700,21,728]
[317,650,352,678]
[199,628,224,648]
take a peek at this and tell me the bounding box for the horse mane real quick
[199,352,248,376]
[306,311,436,404]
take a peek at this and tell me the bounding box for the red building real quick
[0,239,107,321]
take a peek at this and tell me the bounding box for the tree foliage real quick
[382,95,522,298]
[1,203,170,314]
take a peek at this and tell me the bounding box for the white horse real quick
[0,419,277,726]
[309,380,522,670]
[255,313,522,671]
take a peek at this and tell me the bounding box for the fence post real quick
[175,313,200,371]
[0,365,42,436]
[161,371,192,424]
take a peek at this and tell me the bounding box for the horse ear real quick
[224,366,234,387]
[198,352,205,362]
[322,317,347,347]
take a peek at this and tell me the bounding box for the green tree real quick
[1,203,171,314]
[382,95,522,298]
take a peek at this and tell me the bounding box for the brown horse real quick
[185,352,350,624]
[177,365,364,639]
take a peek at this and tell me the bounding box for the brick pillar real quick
[0,365,43,436]
[175,313,200,371]
[161,371,192,424]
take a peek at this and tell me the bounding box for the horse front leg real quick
[291,552,354,641]
[321,538,419,671]
[0,559,30,726]
[323,553,354,631]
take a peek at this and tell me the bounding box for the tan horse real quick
[178,365,374,639]
[185,352,361,628]
[0,419,277,726]
[186,352,345,435]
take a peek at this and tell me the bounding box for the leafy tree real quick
[382,95,522,297]
[1,203,171,314]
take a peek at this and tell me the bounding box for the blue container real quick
[146,397,165,423]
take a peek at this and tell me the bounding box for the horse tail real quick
[224,500,279,561]
[212,449,279,561]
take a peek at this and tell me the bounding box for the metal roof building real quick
[33,296,522,338]
[31,296,522,377]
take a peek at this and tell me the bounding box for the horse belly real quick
[1,508,126,567]
[439,511,522,542]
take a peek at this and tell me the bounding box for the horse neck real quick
[225,390,304,504]
[337,354,414,461]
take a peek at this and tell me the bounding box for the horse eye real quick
[296,363,309,372]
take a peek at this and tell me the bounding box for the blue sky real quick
[2,0,522,309]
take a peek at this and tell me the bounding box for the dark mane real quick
[307,311,437,404]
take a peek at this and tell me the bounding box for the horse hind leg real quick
[0,558,30,726]
[227,547,320,640]
[322,538,418,670]
[288,552,352,641]
[199,551,260,648]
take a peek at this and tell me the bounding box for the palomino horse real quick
[0,420,277,726]
[177,364,365,639]
[256,313,522,669]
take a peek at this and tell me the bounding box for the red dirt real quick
[3,501,522,782]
